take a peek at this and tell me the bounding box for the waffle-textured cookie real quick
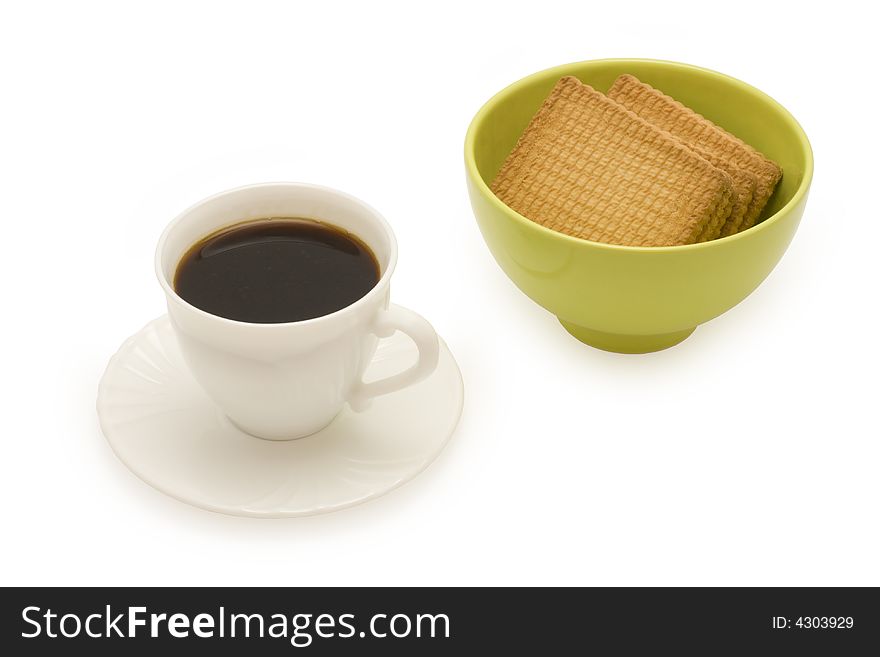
[608,74,781,232]
[490,76,734,247]
[693,145,757,237]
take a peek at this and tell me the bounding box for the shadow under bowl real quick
[465,59,813,353]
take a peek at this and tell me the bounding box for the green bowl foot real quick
[558,320,696,354]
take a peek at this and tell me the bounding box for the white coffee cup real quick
[155,182,439,440]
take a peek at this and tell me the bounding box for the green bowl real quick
[465,59,813,353]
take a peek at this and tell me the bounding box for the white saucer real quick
[97,312,463,517]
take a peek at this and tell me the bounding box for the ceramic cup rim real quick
[464,58,814,253]
[155,181,398,329]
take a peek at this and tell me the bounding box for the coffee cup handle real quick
[348,306,440,412]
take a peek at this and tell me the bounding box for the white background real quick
[2,1,878,586]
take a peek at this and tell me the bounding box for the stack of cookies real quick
[490,75,782,247]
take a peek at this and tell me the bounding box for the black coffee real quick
[174,218,380,323]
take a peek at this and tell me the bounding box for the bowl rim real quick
[464,58,814,253]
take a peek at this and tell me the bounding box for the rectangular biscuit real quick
[490,76,734,247]
[608,74,781,232]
